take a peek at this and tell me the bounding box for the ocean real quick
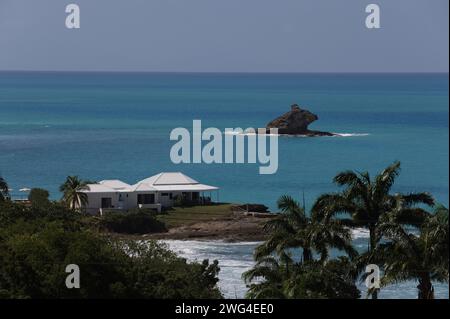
[0,72,448,298]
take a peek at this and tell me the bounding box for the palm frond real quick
[277,195,304,214]
[0,176,9,201]
[333,171,361,187]
[400,192,435,207]
[373,161,401,201]
[311,193,355,222]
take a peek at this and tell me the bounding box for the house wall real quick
[126,191,159,208]
[159,191,201,207]
[84,190,204,214]
[159,191,186,207]
[159,192,173,207]
[84,192,119,214]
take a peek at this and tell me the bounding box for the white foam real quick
[351,227,420,240]
[161,240,257,298]
[224,131,370,137]
[333,133,370,137]
[351,228,370,239]
[223,131,280,137]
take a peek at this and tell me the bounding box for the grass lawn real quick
[157,204,234,228]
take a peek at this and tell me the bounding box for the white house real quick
[82,172,219,214]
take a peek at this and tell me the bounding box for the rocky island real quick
[265,104,335,136]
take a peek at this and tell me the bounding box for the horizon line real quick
[0,70,448,75]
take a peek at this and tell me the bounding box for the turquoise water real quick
[0,72,448,299]
[0,72,448,209]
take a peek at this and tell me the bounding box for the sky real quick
[0,0,448,72]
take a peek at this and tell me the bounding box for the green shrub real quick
[126,207,166,216]
[28,188,51,208]
[99,211,167,234]
[0,203,221,299]
[0,201,84,231]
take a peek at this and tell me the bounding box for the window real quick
[101,197,112,208]
[137,193,155,205]
[161,193,169,197]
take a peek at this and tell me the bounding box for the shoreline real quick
[106,208,274,242]
[153,204,274,242]
[146,214,271,242]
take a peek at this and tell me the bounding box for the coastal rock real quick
[231,203,270,213]
[266,104,334,136]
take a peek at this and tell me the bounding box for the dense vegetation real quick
[0,176,9,201]
[98,210,167,234]
[28,188,51,208]
[0,200,222,299]
[244,162,449,299]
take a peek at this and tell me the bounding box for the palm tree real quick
[283,257,360,299]
[312,161,434,298]
[0,176,9,202]
[59,176,89,211]
[369,204,449,299]
[243,195,358,298]
[255,195,357,265]
[243,256,288,299]
[244,255,360,299]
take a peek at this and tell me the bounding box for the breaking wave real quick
[351,228,370,239]
[223,131,370,137]
[333,133,370,137]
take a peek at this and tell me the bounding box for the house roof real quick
[84,184,118,193]
[83,172,218,193]
[132,182,157,192]
[99,180,132,190]
[133,172,218,192]
[137,172,199,186]
[150,184,218,192]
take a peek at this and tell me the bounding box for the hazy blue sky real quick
[0,0,448,72]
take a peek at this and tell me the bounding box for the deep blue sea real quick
[0,72,448,298]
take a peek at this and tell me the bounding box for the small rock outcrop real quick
[231,203,270,213]
[265,104,334,136]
